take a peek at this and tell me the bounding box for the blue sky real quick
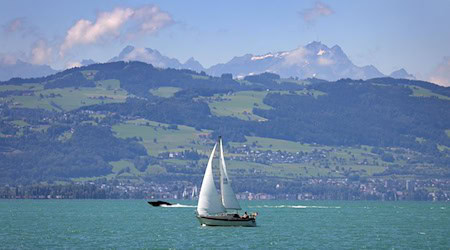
[1,0,449,84]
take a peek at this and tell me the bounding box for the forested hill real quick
[0,61,449,184]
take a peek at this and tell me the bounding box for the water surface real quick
[1,200,448,249]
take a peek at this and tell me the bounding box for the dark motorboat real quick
[147,200,173,207]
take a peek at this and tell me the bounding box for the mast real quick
[219,137,242,211]
[197,143,226,216]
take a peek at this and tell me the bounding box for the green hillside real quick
[0,62,449,187]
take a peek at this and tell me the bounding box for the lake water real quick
[0,200,448,249]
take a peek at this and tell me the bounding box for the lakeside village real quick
[1,141,449,201]
[1,177,449,201]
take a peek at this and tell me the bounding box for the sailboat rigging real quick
[196,137,257,227]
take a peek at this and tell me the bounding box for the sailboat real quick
[196,137,257,227]
[191,185,198,200]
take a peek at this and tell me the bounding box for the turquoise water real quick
[0,200,449,249]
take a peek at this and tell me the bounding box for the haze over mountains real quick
[108,45,205,73]
[0,42,415,82]
[0,59,57,81]
[207,41,385,80]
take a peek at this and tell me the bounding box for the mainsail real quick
[197,143,226,216]
[219,138,241,210]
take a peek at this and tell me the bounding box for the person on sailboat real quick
[242,212,249,219]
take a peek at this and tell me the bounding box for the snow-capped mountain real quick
[207,41,385,81]
[109,46,204,72]
[389,68,415,80]
[108,42,416,81]
[0,42,416,82]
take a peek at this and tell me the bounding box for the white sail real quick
[197,143,226,216]
[192,185,197,199]
[219,138,241,210]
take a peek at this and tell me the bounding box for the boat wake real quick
[161,204,197,208]
[249,205,341,209]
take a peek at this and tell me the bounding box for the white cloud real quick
[133,5,173,34]
[59,5,173,56]
[283,47,309,66]
[3,17,24,33]
[65,61,82,69]
[428,57,450,87]
[0,54,18,65]
[31,40,52,65]
[3,17,40,38]
[124,47,152,61]
[60,8,134,56]
[317,57,334,66]
[299,1,334,24]
[2,18,52,66]
[123,47,166,67]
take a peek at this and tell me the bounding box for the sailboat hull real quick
[196,215,256,227]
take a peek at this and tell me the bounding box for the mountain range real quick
[0,59,57,81]
[207,42,383,80]
[0,42,415,81]
[108,45,205,73]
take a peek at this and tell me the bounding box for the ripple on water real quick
[0,200,449,249]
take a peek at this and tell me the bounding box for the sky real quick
[1,0,449,85]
